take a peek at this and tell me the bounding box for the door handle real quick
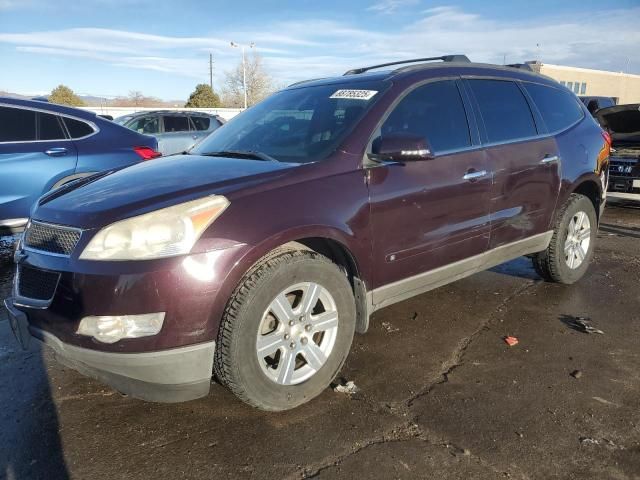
[540,154,560,164]
[45,148,68,157]
[192,135,199,140]
[463,169,488,181]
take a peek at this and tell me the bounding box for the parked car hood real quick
[34,154,298,228]
[595,104,640,146]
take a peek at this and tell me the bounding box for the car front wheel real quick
[213,247,356,411]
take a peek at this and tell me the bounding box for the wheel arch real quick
[571,178,603,222]
[211,227,372,339]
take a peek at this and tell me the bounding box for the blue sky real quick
[1,0,638,99]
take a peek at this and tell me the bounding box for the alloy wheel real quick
[564,211,591,269]
[256,282,339,385]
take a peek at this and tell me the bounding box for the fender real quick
[204,224,372,337]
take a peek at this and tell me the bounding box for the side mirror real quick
[369,133,434,163]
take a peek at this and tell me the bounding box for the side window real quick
[163,115,190,133]
[524,83,584,132]
[38,112,66,140]
[190,116,211,131]
[467,79,537,143]
[63,117,95,138]
[128,116,159,134]
[379,80,471,153]
[0,106,36,142]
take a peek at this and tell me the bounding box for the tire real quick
[532,193,597,284]
[213,248,356,411]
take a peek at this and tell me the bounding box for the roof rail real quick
[505,63,534,72]
[344,55,470,75]
[288,77,332,87]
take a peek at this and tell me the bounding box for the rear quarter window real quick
[467,79,537,143]
[524,83,584,132]
[190,116,211,131]
[0,106,36,142]
[63,117,95,139]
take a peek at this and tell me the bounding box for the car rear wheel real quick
[213,247,356,411]
[532,193,597,284]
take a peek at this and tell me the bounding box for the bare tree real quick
[222,52,277,107]
[112,91,164,107]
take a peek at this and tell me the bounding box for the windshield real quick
[192,81,390,163]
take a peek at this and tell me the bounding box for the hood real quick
[595,104,640,145]
[34,154,297,228]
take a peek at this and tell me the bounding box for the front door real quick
[367,79,492,305]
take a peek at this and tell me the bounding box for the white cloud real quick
[367,0,419,14]
[2,5,639,92]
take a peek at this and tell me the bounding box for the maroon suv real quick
[5,55,610,411]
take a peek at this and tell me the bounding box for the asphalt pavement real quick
[1,202,639,480]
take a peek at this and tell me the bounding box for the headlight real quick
[77,313,165,343]
[80,195,229,261]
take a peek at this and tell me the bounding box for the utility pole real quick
[209,53,214,91]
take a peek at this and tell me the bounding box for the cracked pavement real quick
[1,202,640,479]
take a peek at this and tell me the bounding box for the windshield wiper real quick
[200,150,279,162]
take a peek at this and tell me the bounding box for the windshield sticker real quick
[330,89,378,100]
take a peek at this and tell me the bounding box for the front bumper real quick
[607,176,640,201]
[5,297,215,402]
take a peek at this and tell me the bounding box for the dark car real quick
[579,95,617,116]
[595,104,640,201]
[114,110,224,155]
[0,97,160,235]
[5,55,610,411]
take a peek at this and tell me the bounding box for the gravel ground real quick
[1,202,639,480]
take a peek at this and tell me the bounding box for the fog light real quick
[77,313,165,344]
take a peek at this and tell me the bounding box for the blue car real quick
[0,97,160,235]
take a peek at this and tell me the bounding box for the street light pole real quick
[231,41,255,109]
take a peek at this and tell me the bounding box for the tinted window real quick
[192,81,389,163]
[468,79,536,143]
[0,106,36,142]
[38,112,65,140]
[379,80,471,153]
[600,97,615,108]
[128,116,160,134]
[64,117,95,138]
[190,116,210,131]
[524,83,584,132]
[163,115,190,132]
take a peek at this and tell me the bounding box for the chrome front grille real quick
[17,265,60,302]
[24,221,81,256]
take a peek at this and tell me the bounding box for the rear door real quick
[368,79,491,300]
[465,78,561,249]
[160,114,194,155]
[188,115,214,148]
[0,105,78,228]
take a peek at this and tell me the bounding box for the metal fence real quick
[80,106,244,121]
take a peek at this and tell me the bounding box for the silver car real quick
[115,111,224,155]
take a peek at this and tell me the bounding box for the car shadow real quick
[599,223,640,239]
[0,267,70,480]
[489,256,540,281]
